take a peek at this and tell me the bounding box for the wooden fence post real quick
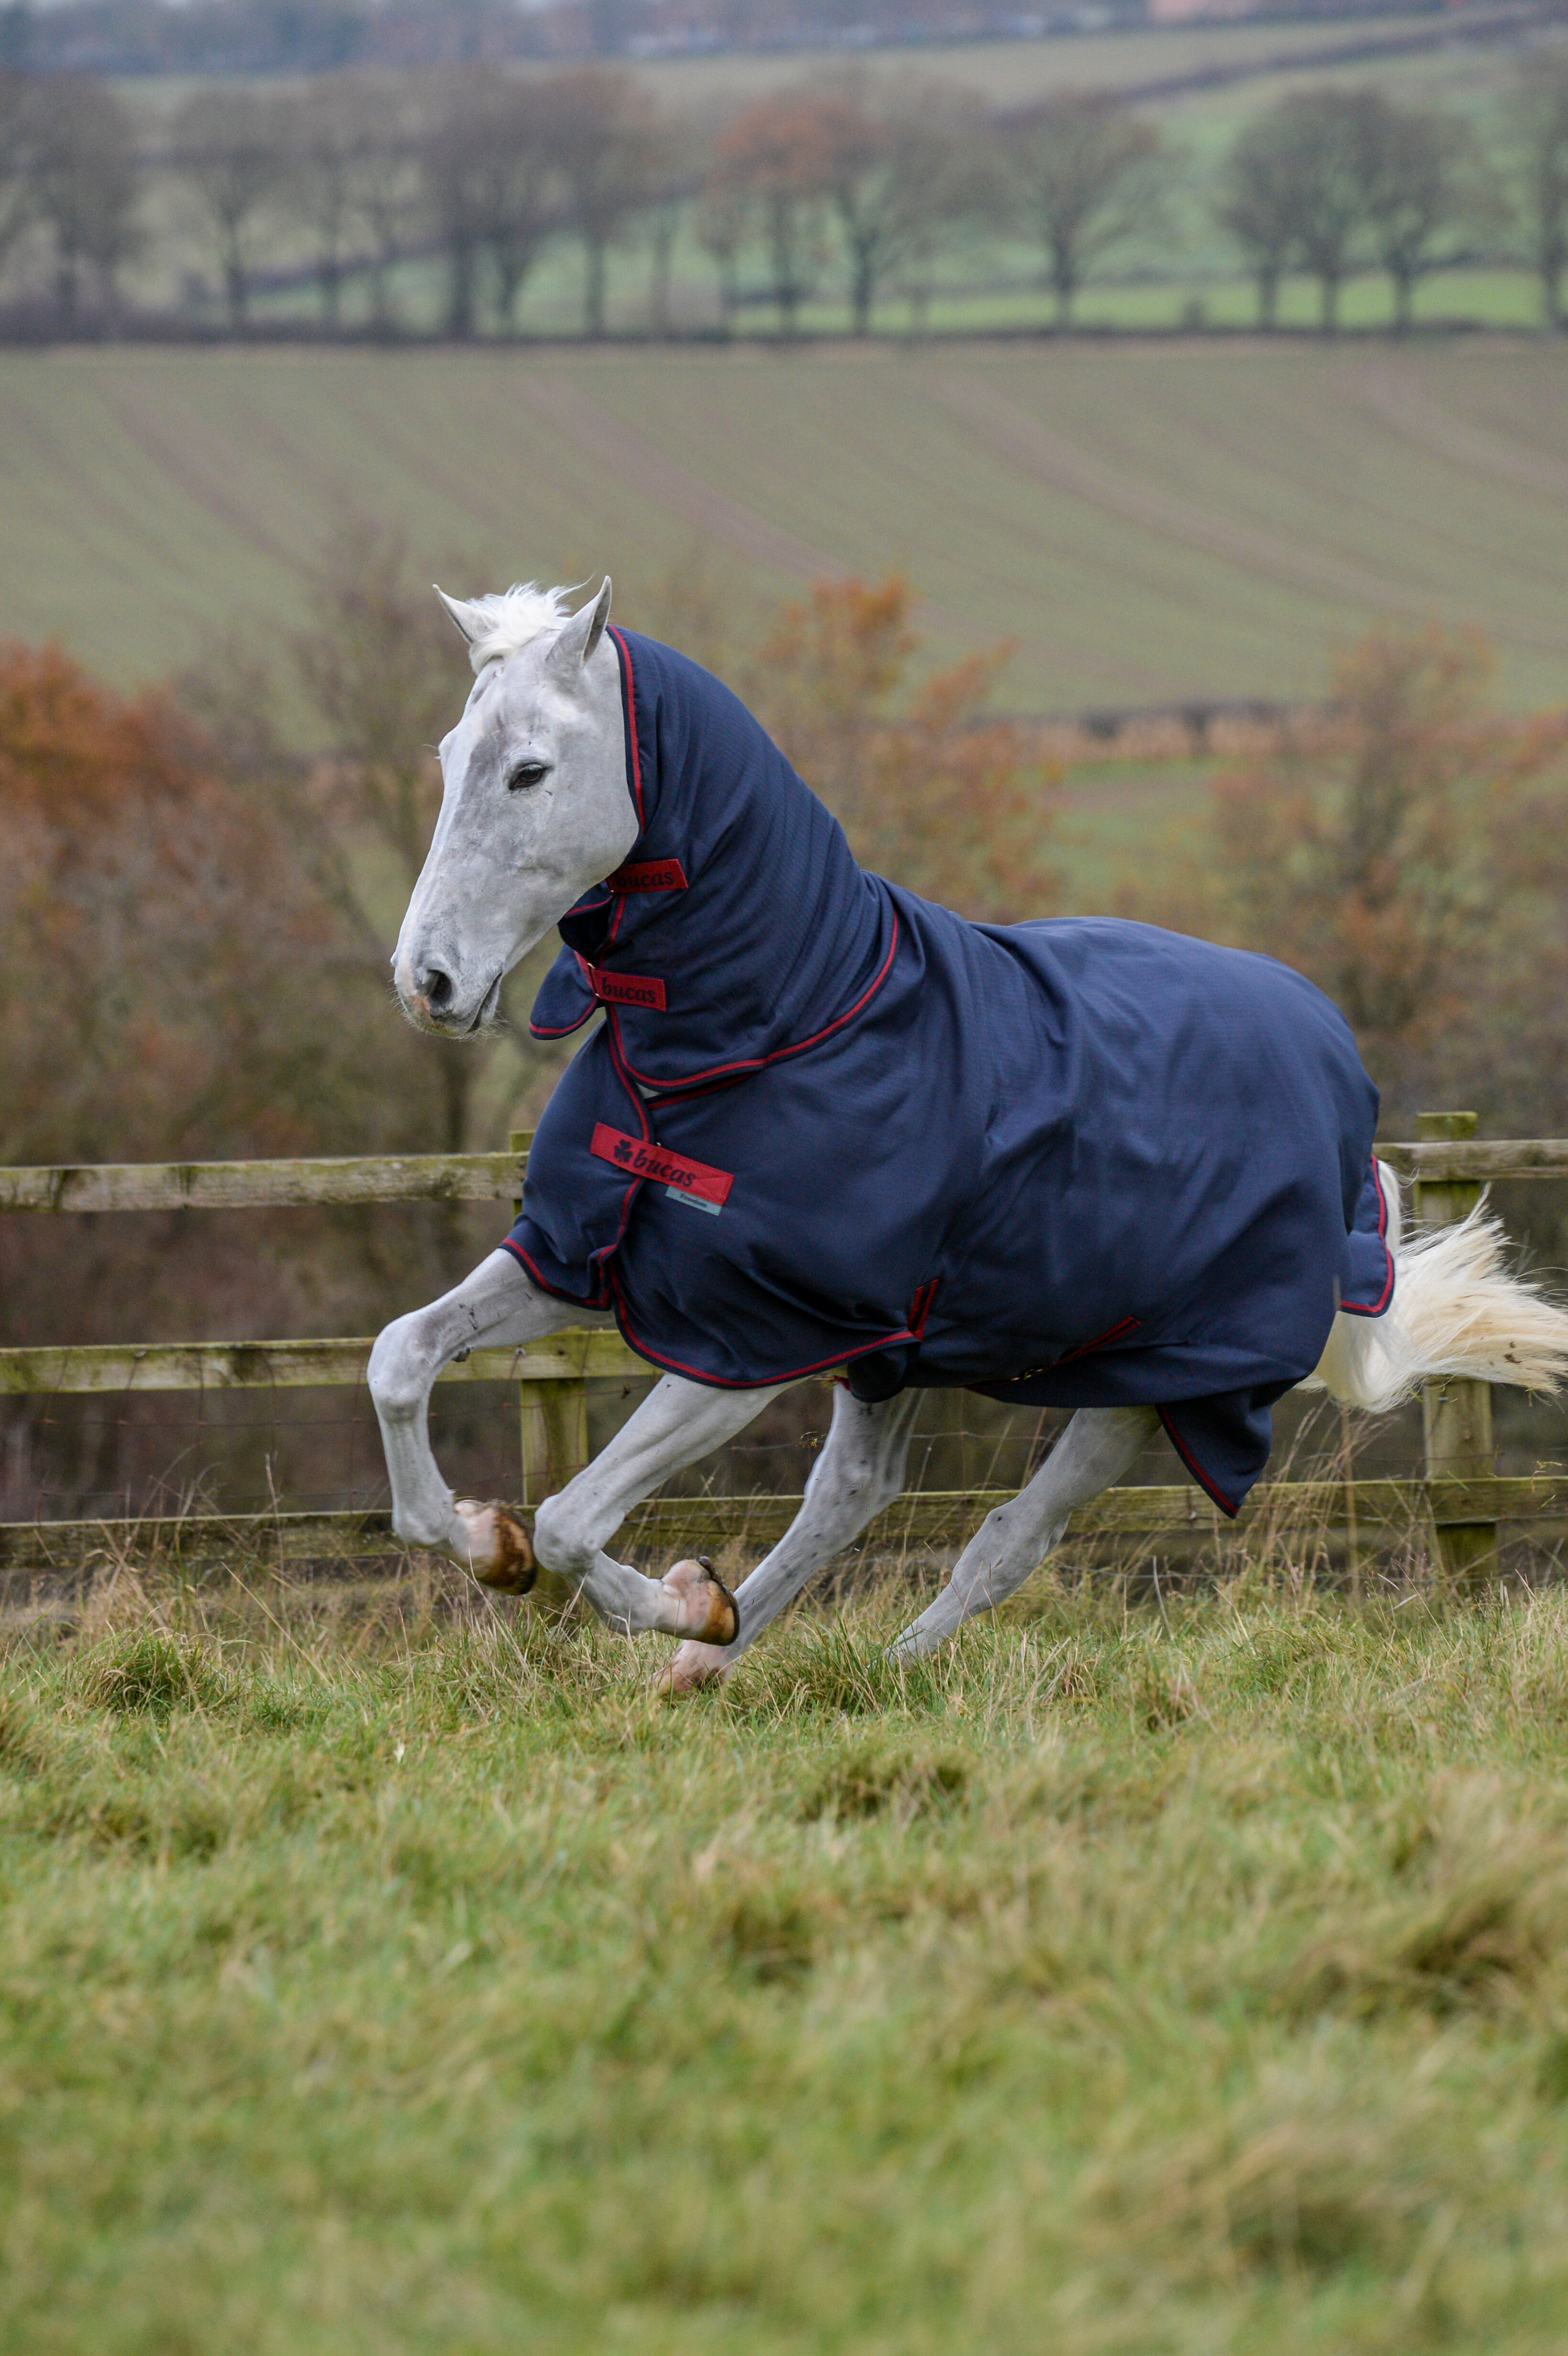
[1413,1110,1499,1593]
[508,1128,590,1511]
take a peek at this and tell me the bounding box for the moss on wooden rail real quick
[4,1476,1566,1573]
[0,1331,646,1394]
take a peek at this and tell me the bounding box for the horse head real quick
[392,577,635,1036]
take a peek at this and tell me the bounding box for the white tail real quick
[1310,1161,1568,1414]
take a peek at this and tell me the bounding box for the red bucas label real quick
[606,858,688,893]
[575,954,667,1011]
[590,1125,734,1207]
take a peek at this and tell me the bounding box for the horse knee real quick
[531,1491,596,1580]
[368,1312,438,1421]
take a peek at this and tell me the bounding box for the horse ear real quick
[428,589,482,654]
[548,578,612,674]
[434,587,487,649]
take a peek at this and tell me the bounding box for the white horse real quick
[369,578,1568,1691]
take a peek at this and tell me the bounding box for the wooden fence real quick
[1,1113,1565,1589]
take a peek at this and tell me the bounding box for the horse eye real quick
[507,761,549,793]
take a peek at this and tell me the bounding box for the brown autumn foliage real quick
[1123,624,1568,1131]
[744,574,1060,923]
[0,641,382,1168]
[0,641,504,1516]
[1210,628,1492,1069]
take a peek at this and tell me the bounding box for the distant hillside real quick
[3,339,1566,713]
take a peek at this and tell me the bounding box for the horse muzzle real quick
[394,953,502,1037]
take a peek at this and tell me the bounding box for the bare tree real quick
[867,84,1002,338]
[1354,94,1487,336]
[807,79,1002,336]
[641,113,697,338]
[1216,110,1300,330]
[1004,91,1161,332]
[420,67,491,339]
[27,74,141,322]
[808,88,888,334]
[285,77,368,329]
[477,78,558,334]
[349,81,422,335]
[1260,88,1370,336]
[175,87,291,329]
[0,68,36,282]
[548,66,657,339]
[1503,51,1568,332]
[694,171,749,334]
[710,94,833,337]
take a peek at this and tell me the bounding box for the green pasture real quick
[220,244,1555,343]
[6,339,1567,715]
[10,1562,1568,2351]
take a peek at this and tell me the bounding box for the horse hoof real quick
[656,1638,732,1698]
[454,1498,537,1595]
[660,1554,739,1647]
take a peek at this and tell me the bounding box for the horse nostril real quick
[418,964,453,1012]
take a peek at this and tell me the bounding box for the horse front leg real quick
[530,1375,776,1639]
[889,1405,1160,1658]
[368,1248,601,1581]
[662,1385,923,1693]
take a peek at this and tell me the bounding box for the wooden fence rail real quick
[0,1153,523,1215]
[2,1137,1566,1217]
[0,1331,643,1395]
[0,1115,1561,1588]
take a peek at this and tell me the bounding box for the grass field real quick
[7,339,1568,714]
[10,1560,1568,2351]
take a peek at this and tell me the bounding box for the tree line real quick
[1,54,1568,338]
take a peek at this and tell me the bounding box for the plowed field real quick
[5,340,1566,711]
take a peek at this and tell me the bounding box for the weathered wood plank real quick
[1376,1139,1568,1182]
[2,1138,1566,1218]
[5,1478,1567,1571]
[0,1331,646,1393]
[0,1153,524,1214]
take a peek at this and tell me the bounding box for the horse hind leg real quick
[889,1405,1160,1659]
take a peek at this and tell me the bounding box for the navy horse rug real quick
[504,629,1394,1516]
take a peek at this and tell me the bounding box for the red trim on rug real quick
[500,1237,610,1310]
[608,913,900,1093]
[1158,1407,1239,1519]
[1054,1313,1141,1366]
[1339,1154,1395,1317]
[610,627,645,832]
[607,1266,918,1388]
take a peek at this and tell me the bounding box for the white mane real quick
[437,580,577,675]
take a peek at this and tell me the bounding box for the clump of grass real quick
[67,1627,237,1718]
[0,1685,48,1778]
[799,1734,969,1822]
